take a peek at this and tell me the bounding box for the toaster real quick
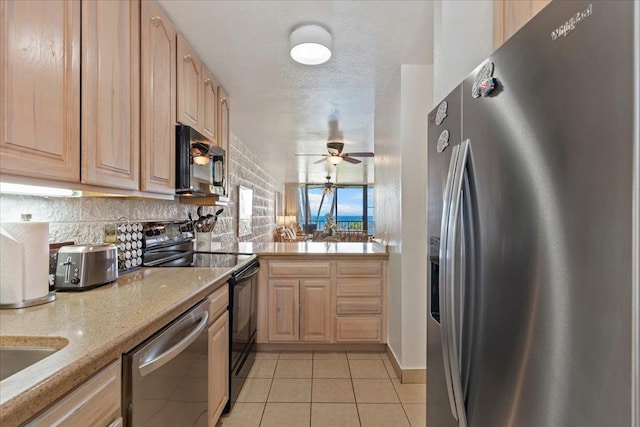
[54,244,118,291]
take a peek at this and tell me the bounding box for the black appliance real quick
[194,252,259,412]
[140,222,259,413]
[175,124,226,197]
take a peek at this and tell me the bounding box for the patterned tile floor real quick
[217,351,426,427]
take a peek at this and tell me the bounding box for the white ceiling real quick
[157,0,434,187]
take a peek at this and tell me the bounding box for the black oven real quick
[141,222,258,413]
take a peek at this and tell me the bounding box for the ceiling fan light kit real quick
[290,24,332,65]
[327,155,343,166]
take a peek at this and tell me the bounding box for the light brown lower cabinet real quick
[262,258,387,344]
[25,360,121,426]
[300,280,332,342]
[208,311,229,426]
[267,278,331,342]
[207,284,229,427]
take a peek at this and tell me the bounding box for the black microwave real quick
[175,125,226,196]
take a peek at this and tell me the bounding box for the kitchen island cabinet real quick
[254,243,388,348]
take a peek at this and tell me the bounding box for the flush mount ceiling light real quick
[290,24,332,65]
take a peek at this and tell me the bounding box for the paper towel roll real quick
[1,221,49,301]
[0,227,23,304]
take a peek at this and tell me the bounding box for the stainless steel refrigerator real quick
[426,2,639,426]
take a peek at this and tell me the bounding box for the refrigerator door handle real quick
[439,143,462,421]
[442,139,472,427]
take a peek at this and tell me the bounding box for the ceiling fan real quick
[322,175,336,194]
[297,140,374,165]
[297,118,374,165]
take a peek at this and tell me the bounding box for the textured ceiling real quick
[157,0,434,187]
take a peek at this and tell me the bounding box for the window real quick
[298,184,375,237]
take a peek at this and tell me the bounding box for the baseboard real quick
[256,343,386,352]
[385,345,426,384]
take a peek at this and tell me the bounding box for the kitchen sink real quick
[0,345,63,381]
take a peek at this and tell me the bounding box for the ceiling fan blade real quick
[343,156,361,164]
[296,153,326,156]
[314,157,328,164]
[346,152,374,157]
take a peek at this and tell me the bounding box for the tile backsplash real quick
[0,133,277,247]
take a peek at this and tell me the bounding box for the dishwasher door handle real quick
[138,310,209,377]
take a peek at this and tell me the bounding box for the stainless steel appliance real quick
[140,222,259,413]
[194,252,259,412]
[122,301,209,427]
[176,124,226,197]
[54,244,118,290]
[427,2,639,426]
[142,221,194,267]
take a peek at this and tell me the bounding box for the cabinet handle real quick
[183,54,192,63]
[204,78,212,86]
[150,16,161,27]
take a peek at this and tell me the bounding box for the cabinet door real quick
[300,279,331,342]
[26,360,121,426]
[176,34,202,130]
[494,0,551,49]
[81,0,140,189]
[0,0,80,182]
[218,89,230,195]
[140,0,175,194]
[208,311,229,427]
[268,280,299,341]
[201,67,219,144]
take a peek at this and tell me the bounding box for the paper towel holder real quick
[0,213,57,310]
[0,292,56,309]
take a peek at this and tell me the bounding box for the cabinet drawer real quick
[336,297,381,315]
[336,279,382,297]
[207,284,229,322]
[335,317,382,342]
[336,261,382,277]
[27,359,121,426]
[269,262,330,277]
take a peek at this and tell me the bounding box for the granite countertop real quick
[220,241,389,257]
[0,267,232,427]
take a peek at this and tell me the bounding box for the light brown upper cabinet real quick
[218,89,231,196]
[202,67,219,145]
[494,0,551,49]
[140,0,176,194]
[0,0,80,182]
[176,35,202,131]
[82,0,140,190]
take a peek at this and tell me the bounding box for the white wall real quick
[375,64,433,370]
[375,69,403,356]
[433,0,494,103]
[400,65,433,368]
[376,0,495,373]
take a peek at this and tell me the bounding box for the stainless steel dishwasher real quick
[122,301,209,427]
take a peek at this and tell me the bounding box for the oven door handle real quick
[235,265,260,281]
[138,310,209,377]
